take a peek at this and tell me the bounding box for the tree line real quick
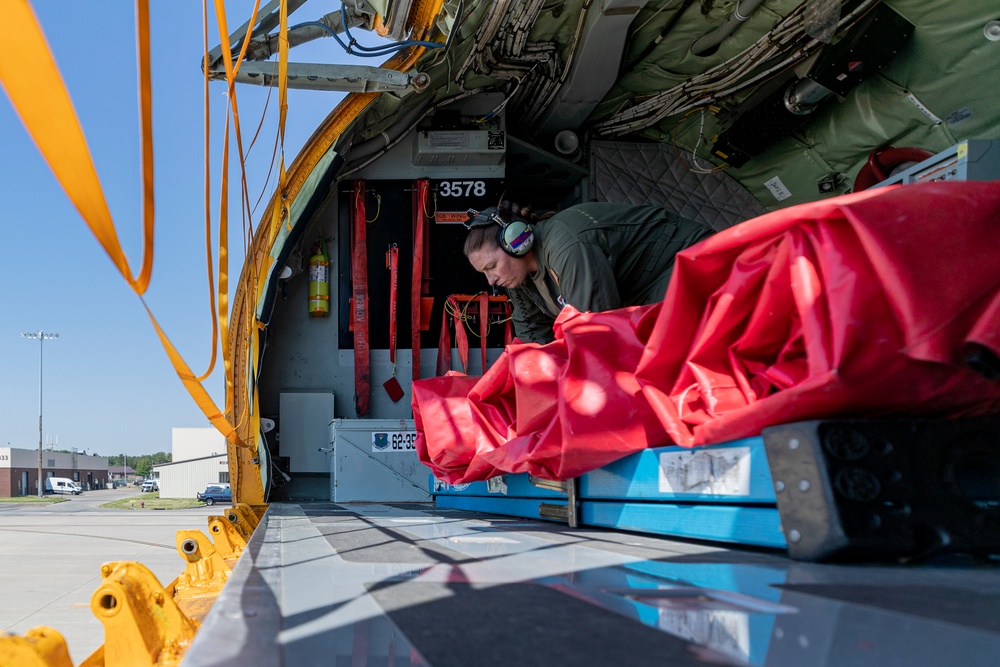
[106,452,171,478]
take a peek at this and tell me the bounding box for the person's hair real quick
[463,224,500,257]
[462,200,554,257]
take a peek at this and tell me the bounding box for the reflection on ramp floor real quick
[182,502,1000,667]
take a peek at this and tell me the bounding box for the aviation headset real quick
[464,206,535,257]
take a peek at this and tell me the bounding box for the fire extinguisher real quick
[308,239,330,317]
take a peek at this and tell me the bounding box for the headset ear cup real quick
[498,220,534,257]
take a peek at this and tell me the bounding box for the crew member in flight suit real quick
[464,201,714,344]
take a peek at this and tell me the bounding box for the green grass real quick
[99,492,205,510]
[0,496,67,504]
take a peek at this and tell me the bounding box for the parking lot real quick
[0,488,221,664]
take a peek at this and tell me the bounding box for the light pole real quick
[21,331,58,497]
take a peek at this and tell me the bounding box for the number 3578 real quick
[438,180,486,197]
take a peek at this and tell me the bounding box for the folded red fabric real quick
[413,182,1000,483]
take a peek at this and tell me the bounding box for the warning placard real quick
[436,211,470,224]
[657,446,751,496]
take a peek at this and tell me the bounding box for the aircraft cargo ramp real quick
[182,500,1000,667]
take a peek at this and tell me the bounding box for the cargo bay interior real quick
[258,95,589,500]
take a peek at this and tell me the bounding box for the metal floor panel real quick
[182,502,1000,667]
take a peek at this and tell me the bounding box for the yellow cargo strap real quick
[212,0,266,430]
[2,0,151,293]
[0,0,260,445]
[196,0,218,384]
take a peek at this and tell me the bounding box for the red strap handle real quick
[411,179,429,381]
[436,297,452,376]
[436,294,511,376]
[387,244,399,366]
[436,295,468,375]
[504,301,513,346]
[352,180,370,417]
[478,292,489,373]
[455,300,469,374]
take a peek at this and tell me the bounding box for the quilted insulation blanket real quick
[413,181,1000,483]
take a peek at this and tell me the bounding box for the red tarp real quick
[413,182,1000,483]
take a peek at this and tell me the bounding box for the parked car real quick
[45,477,82,495]
[140,480,159,493]
[196,485,232,506]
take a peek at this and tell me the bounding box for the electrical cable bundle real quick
[594,0,879,136]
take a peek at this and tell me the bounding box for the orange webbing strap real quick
[436,294,513,375]
[479,292,489,373]
[436,296,453,376]
[505,301,514,345]
[211,0,264,421]
[436,295,468,375]
[197,0,218,383]
[195,0,270,440]
[135,0,155,293]
[411,179,429,382]
[144,301,237,443]
[455,301,470,374]
[1,0,242,444]
[2,0,150,291]
[352,180,371,417]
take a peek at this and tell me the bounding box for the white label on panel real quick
[905,92,942,124]
[658,446,751,496]
[946,106,974,127]
[429,132,470,148]
[763,176,792,201]
[372,431,418,453]
[486,476,508,495]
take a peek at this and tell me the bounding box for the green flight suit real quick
[508,202,714,344]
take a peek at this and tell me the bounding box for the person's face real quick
[467,246,533,290]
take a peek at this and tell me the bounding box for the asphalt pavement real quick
[0,488,221,664]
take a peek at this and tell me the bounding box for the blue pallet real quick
[580,437,775,503]
[435,494,568,522]
[430,473,567,499]
[537,563,789,666]
[430,438,786,549]
[581,501,786,549]
[621,561,787,603]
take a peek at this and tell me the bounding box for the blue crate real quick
[435,494,568,522]
[430,473,567,498]
[580,437,775,503]
[581,501,786,548]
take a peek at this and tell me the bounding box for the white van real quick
[45,477,82,495]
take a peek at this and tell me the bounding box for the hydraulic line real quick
[690,0,768,56]
[523,0,594,127]
[243,10,370,61]
[626,0,697,68]
[449,0,568,133]
[595,0,879,136]
[595,5,809,132]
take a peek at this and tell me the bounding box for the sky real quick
[0,2,358,456]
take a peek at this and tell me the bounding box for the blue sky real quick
[0,3,352,456]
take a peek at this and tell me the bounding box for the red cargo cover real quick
[413,182,1000,483]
